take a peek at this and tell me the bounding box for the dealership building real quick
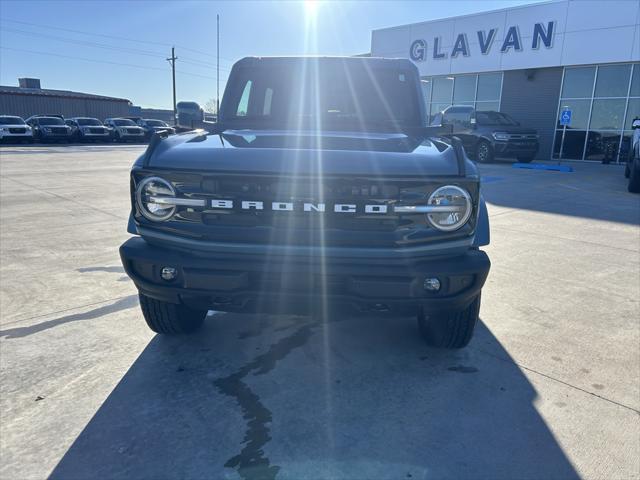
[371,0,640,162]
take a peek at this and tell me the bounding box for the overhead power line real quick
[1,24,231,71]
[0,46,224,80]
[1,27,167,59]
[0,18,236,63]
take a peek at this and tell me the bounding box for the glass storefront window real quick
[631,64,640,97]
[589,99,626,130]
[476,73,501,101]
[475,101,500,112]
[584,131,622,161]
[556,99,591,129]
[561,67,595,98]
[431,103,451,116]
[421,79,432,104]
[554,64,638,161]
[594,64,632,98]
[553,130,586,160]
[625,97,640,129]
[421,72,503,123]
[432,77,454,103]
[453,75,476,102]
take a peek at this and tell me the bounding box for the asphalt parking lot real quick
[1,145,639,480]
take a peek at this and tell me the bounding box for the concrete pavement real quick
[0,145,638,479]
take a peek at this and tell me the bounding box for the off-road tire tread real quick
[629,165,640,193]
[138,293,205,334]
[418,295,480,349]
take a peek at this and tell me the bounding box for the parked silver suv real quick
[0,116,33,143]
[103,118,145,143]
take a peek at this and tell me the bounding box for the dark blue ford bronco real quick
[120,56,491,349]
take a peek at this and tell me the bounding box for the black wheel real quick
[138,293,207,334]
[517,156,535,163]
[417,295,481,349]
[628,164,640,193]
[624,162,630,178]
[475,140,494,163]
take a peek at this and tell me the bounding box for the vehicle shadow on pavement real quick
[0,295,138,339]
[49,312,579,480]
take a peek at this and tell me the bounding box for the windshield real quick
[476,111,519,126]
[222,60,422,131]
[36,117,64,125]
[77,118,102,126]
[114,119,136,126]
[0,117,25,125]
[145,120,167,127]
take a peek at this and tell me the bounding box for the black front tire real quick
[475,140,494,163]
[628,164,640,193]
[417,295,481,349]
[138,293,207,334]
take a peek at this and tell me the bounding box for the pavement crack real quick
[213,324,313,480]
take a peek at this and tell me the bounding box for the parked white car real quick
[103,118,145,143]
[0,116,33,143]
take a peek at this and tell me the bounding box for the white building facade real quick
[371,0,640,161]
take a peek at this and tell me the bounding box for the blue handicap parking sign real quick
[560,109,572,126]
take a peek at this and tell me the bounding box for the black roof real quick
[235,56,415,69]
[0,85,131,103]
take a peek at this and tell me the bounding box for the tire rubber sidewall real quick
[418,295,481,349]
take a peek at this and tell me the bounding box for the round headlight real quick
[426,185,472,232]
[135,176,176,221]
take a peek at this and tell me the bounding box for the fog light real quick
[161,266,177,281]
[423,277,441,292]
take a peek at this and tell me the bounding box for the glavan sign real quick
[409,21,555,61]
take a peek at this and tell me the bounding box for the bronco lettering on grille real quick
[211,200,388,213]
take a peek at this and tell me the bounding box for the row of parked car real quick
[0,115,176,144]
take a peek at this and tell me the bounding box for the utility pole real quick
[167,47,177,123]
[216,14,220,116]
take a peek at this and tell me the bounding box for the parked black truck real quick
[120,57,491,349]
[432,106,539,163]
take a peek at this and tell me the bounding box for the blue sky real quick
[0,0,545,110]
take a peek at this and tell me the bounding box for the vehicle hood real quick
[142,129,477,177]
[0,123,28,128]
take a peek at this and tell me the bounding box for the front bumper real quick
[494,140,539,157]
[80,132,111,138]
[40,133,72,139]
[120,237,490,315]
[0,131,33,139]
